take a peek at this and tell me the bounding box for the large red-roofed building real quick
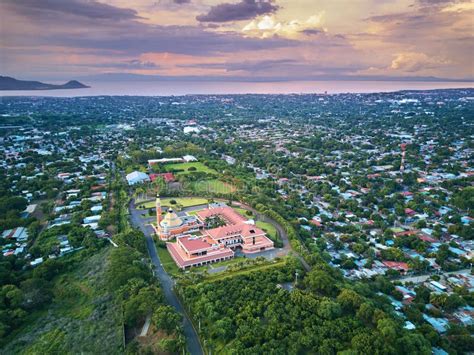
[166,205,274,269]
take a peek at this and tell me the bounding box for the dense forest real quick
[179,258,472,354]
[178,261,427,354]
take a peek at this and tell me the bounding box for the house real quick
[422,314,448,333]
[395,285,416,304]
[449,247,468,258]
[382,261,410,274]
[83,215,101,224]
[30,257,44,267]
[21,204,37,218]
[91,205,103,213]
[183,126,200,134]
[1,227,29,242]
[429,280,447,292]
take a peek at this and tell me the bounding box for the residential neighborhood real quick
[0,90,472,354]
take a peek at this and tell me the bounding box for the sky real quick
[1,0,473,82]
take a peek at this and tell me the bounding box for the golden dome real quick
[160,209,183,229]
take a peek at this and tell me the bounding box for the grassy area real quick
[156,245,181,277]
[188,256,247,273]
[233,207,252,218]
[232,208,280,244]
[203,259,286,283]
[3,248,123,354]
[138,197,209,209]
[191,179,236,194]
[185,210,199,216]
[256,220,278,240]
[164,162,216,175]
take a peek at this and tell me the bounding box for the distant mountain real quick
[0,76,90,90]
[83,72,474,83]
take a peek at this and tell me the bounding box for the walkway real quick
[129,199,203,355]
[139,314,152,337]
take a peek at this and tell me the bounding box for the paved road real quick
[129,200,203,355]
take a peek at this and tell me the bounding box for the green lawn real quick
[232,208,279,243]
[138,197,209,209]
[191,179,236,194]
[156,245,181,277]
[256,220,278,240]
[164,162,216,175]
[233,207,252,218]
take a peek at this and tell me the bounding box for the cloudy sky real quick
[1,0,473,81]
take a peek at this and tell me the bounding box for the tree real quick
[337,289,363,314]
[397,333,431,355]
[20,278,52,309]
[106,247,151,291]
[317,298,341,320]
[159,338,181,353]
[152,305,182,334]
[356,302,375,325]
[123,285,163,326]
[351,332,380,354]
[444,294,465,311]
[305,270,338,296]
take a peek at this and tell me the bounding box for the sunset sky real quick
[1,0,473,82]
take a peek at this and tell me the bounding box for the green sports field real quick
[163,162,216,175]
[190,179,236,194]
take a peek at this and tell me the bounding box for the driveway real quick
[129,200,203,355]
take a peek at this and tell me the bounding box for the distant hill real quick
[0,76,90,90]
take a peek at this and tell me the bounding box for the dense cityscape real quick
[0,89,472,354]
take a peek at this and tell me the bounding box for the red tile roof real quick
[167,242,233,268]
[205,222,265,240]
[196,206,246,225]
[418,234,438,243]
[149,173,175,183]
[382,261,410,271]
[310,219,322,227]
[394,230,419,237]
[179,235,214,252]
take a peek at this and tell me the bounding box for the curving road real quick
[219,200,311,272]
[129,200,203,355]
